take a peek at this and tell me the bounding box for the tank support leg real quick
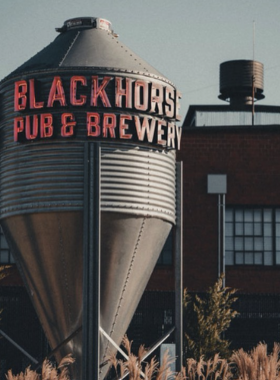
[83,142,101,380]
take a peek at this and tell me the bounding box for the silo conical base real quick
[1,211,171,379]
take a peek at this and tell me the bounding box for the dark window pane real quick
[226,209,233,222]
[225,251,234,265]
[235,237,243,250]
[254,209,262,222]
[235,209,243,222]
[254,252,263,265]
[236,223,243,235]
[265,237,273,250]
[276,209,280,222]
[226,237,233,249]
[264,223,272,236]
[245,237,253,250]
[264,251,273,266]
[254,237,263,251]
[254,222,262,236]
[264,209,272,222]
[236,252,244,264]
[276,223,280,237]
[244,223,253,235]
[244,210,253,222]
[245,252,254,264]
[226,223,234,236]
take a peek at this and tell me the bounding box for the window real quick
[225,207,280,266]
[157,230,173,265]
[0,227,14,264]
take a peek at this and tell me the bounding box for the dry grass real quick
[231,343,280,380]
[5,340,280,380]
[110,335,186,380]
[186,354,231,380]
[5,354,75,380]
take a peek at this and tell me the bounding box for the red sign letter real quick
[150,83,163,115]
[115,77,132,108]
[26,115,39,140]
[14,80,27,111]
[91,76,111,107]
[14,117,25,141]
[40,114,53,138]
[70,76,87,106]
[134,80,148,111]
[87,112,100,137]
[119,115,132,139]
[103,113,116,138]
[157,119,167,146]
[134,116,156,143]
[29,79,44,109]
[165,86,175,118]
[47,76,67,107]
[61,113,76,137]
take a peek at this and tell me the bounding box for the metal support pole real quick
[222,194,226,288]
[83,142,101,380]
[0,329,38,365]
[218,194,221,279]
[175,162,183,372]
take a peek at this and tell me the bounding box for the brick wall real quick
[148,126,280,294]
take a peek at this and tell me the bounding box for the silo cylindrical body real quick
[0,17,182,379]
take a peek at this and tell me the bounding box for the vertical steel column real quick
[218,194,221,279]
[222,194,226,288]
[83,142,101,380]
[175,162,183,373]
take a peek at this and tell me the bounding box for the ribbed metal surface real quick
[194,110,280,127]
[0,142,175,223]
[219,60,264,104]
[101,145,175,223]
[0,143,84,218]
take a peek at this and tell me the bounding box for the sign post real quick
[83,142,101,380]
[207,174,227,287]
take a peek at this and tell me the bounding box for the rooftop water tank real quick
[218,59,265,105]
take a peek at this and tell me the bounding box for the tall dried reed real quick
[186,354,231,380]
[5,340,280,380]
[5,354,75,380]
[110,335,186,380]
[231,343,280,380]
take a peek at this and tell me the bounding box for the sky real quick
[1,0,280,120]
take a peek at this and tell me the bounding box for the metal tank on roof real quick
[0,17,181,379]
[218,59,265,106]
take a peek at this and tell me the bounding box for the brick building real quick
[138,60,280,352]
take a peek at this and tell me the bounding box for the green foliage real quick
[183,275,238,361]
